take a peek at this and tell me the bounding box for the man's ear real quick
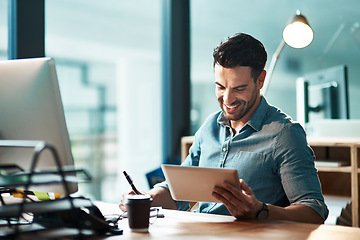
[257,70,266,89]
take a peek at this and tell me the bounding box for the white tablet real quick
[161,164,240,203]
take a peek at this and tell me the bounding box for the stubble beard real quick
[220,87,258,122]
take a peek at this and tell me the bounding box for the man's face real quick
[214,64,263,123]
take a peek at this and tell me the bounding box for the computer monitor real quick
[296,65,349,126]
[0,57,78,194]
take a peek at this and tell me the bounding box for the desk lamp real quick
[261,10,313,95]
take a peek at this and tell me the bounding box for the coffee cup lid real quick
[126,194,152,204]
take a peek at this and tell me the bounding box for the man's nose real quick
[223,89,235,105]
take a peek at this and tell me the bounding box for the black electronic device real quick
[296,65,349,124]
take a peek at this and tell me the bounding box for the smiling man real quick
[120,33,329,224]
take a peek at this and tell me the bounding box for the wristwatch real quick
[256,202,269,220]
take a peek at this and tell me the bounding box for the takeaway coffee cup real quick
[125,194,153,232]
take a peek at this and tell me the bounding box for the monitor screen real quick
[296,65,349,126]
[0,57,78,194]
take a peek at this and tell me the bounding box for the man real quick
[120,33,328,224]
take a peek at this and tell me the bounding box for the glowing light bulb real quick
[283,12,313,48]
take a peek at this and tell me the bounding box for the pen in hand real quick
[123,171,141,194]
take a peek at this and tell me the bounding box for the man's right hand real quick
[119,189,143,211]
[119,187,177,211]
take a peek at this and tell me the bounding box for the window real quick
[45,0,162,203]
[0,0,8,60]
[190,0,360,133]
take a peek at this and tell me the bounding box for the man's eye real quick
[235,88,245,92]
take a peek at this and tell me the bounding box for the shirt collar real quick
[217,96,269,132]
[247,96,268,131]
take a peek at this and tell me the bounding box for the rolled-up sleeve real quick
[276,124,329,220]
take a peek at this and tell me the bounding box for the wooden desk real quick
[97,208,360,240]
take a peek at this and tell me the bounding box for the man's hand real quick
[119,187,177,211]
[212,179,263,219]
[119,189,145,211]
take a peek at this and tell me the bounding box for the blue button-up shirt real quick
[156,97,329,220]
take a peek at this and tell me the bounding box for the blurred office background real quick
[0,0,360,209]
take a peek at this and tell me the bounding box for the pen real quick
[123,171,141,194]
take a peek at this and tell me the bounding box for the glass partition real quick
[190,0,360,133]
[45,0,162,203]
[0,0,8,60]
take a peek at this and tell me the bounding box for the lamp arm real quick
[261,39,286,96]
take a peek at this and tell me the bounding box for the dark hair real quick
[213,33,267,81]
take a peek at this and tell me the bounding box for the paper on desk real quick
[93,201,123,217]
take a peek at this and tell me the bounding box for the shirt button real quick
[222,148,227,152]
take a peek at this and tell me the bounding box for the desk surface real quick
[95,203,360,240]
